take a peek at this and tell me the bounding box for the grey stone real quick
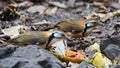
[0,46,16,59]
[100,36,120,50]
[103,44,120,60]
[27,5,47,14]
[79,62,96,68]
[110,62,120,68]
[110,3,120,9]
[0,45,66,68]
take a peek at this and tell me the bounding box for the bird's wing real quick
[56,20,84,33]
[10,32,48,44]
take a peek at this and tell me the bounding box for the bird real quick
[43,19,98,38]
[9,31,53,46]
[1,31,71,49]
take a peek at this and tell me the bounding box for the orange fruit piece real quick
[65,49,77,57]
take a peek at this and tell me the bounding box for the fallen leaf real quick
[0,34,10,40]
[49,1,67,9]
[113,55,120,65]
[72,8,83,14]
[50,39,67,56]
[92,2,107,11]
[65,49,77,57]
[92,52,112,68]
[85,10,120,22]
[66,49,87,59]
[2,25,29,39]
[45,7,58,16]
[32,20,51,25]
[74,53,86,59]
[27,5,48,14]
[86,43,101,52]
[52,52,91,63]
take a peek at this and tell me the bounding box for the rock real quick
[110,3,120,9]
[79,62,96,68]
[38,57,65,68]
[109,36,120,46]
[27,5,48,14]
[85,50,98,59]
[18,1,33,8]
[0,46,16,59]
[12,61,29,68]
[74,1,84,7]
[110,62,120,68]
[100,36,120,50]
[103,44,120,60]
[66,0,75,8]
[0,45,66,68]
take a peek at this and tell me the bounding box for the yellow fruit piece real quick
[92,52,112,68]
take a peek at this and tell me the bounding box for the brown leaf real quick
[44,7,58,16]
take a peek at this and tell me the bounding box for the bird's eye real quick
[53,32,64,38]
[86,21,97,28]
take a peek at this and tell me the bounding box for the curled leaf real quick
[92,52,112,68]
[2,25,29,39]
[66,50,86,59]
[65,49,77,57]
[51,52,91,64]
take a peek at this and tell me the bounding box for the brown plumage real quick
[8,31,53,48]
[1,31,70,49]
[43,19,98,38]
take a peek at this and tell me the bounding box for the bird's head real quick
[82,20,98,37]
[46,32,72,49]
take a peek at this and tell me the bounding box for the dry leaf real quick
[27,5,48,14]
[86,43,101,52]
[32,20,51,25]
[2,25,29,39]
[52,52,91,63]
[113,55,120,65]
[92,52,112,68]
[45,7,58,16]
[65,49,77,57]
[66,50,87,59]
[50,40,67,56]
[93,2,107,11]
[85,10,120,22]
[49,1,67,9]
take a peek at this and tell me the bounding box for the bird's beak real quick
[64,36,72,41]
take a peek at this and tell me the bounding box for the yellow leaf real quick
[92,52,112,68]
[86,43,101,52]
